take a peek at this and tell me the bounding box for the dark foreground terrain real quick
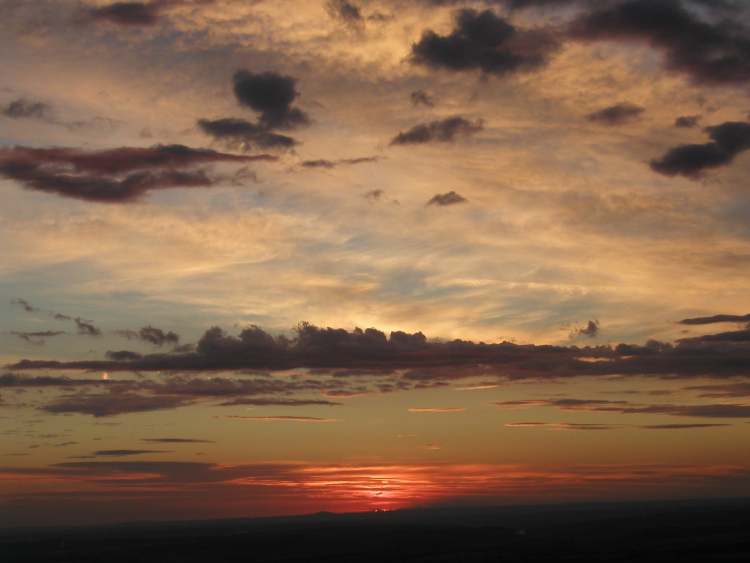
[2,499,749,562]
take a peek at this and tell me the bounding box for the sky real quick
[2,0,750,528]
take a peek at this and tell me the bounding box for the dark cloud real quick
[685,382,750,398]
[300,156,379,169]
[496,398,629,410]
[42,392,193,417]
[2,98,53,121]
[569,0,750,85]
[505,421,621,431]
[74,318,101,337]
[106,350,144,361]
[675,115,701,128]
[651,121,750,178]
[233,70,310,130]
[410,90,435,107]
[498,397,750,418]
[197,118,295,151]
[390,116,483,145]
[326,0,364,28]
[679,313,750,325]
[93,449,172,457]
[141,438,215,443]
[10,298,37,313]
[426,191,468,206]
[640,423,731,429]
[88,2,160,26]
[10,331,65,344]
[0,144,254,202]
[225,415,338,422]
[576,320,600,338]
[411,9,560,76]
[587,103,644,125]
[218,398,341,407]
[116,326,180,347]
[0,373,107,388]
[679,327,750,343]
[364,189,384,201]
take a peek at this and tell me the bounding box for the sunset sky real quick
[2,0,750,528]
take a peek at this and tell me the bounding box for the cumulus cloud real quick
[0,144,256,202]
[569,0,750,85]
[411,9,560,76]
[587,103,644,125]
[650,122,750,178]
[390,116,483,145]
[11,322,750,384]
[233,70,310,130]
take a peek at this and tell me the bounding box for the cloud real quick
[640,423,731,429]
[10,331,65,344]
[675,115,701,128]
[94,449,172,457]
[300,156,379,169]
[390,116,483,145]
[575,320,600,338]
[679,313,750,325]
[233,70,310,130]
[505,421,619,430]
[106,350,144,361]
[224,415,338,422]
[426,191,468,206]
[88,2,160,26]
[408,407,465,413]
[685,382,750,398]
[42,391,193,417]
[116,326,180,347]
[0,373,107,388]
[2,98,54,121]
[569,0,750,85]
[218,398,341,406]
[326,0,364,28]
[411,9,560,76]
[651,121,750,178]
[10,298,37,313]
[197,118,295,151]
[12,322,750,383]
[587,103,644,125]
[74,318,101,337]
[410,90,435,107]
[497,397,750,418]
[141,438,215,443]
[496,398,628,410]
[0,144,256,203]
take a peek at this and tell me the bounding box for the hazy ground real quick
[3,498,749,562]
